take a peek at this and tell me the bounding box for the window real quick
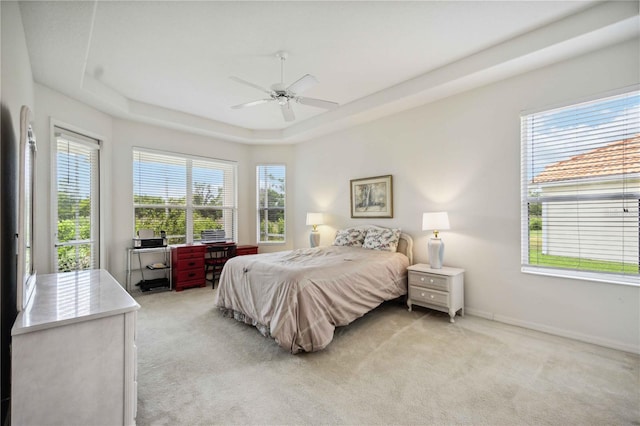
[133,149,237,244]
[257,164,286,243]
[54,127,100,272]
[521,89,639,285]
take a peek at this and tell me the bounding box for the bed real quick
[214,225,413,353]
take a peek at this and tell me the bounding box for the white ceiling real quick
[18,1,639,144]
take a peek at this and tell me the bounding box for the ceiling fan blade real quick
[297,97,339,110]
[229,76,273,95]
[231,99,274,109]
[281,102,295,122]
[286,74,318,95]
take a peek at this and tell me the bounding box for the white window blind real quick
[133,149,237,244]
[55,128,100,272]
[257,164,286,243]
[192,159,237,242]
[521,90,640,284]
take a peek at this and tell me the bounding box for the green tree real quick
[193,182,222,207]
[134,181,232,243]
[258,170,285,241]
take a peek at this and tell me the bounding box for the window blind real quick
[55,128,100,271]
[257,164,286,243]
[521,90,640,284]
[133,149,237,244]
[192,159,237,242]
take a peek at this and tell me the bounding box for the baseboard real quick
[464,307,493,320]
[464,308,640,355]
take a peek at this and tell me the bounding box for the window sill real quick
[522,266,639,287]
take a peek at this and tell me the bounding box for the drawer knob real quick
[430,294,434,299]
[430,279,434,283]
[420,277,425,282]
[421,292,425,297]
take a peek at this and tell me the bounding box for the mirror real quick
[16,105,37,312]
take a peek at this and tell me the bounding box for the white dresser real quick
[407,264,464,323]
[11,270,139,426]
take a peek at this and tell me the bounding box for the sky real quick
[526,90,640,179]
[133,155,229,203]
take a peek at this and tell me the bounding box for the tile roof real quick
[532,134,640,184]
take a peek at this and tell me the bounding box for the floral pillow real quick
[332,228,367,247]
[362,227,401,252]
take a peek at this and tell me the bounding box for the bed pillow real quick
[362,227,401,252]
[332,228,367,247]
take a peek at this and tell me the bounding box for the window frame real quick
[256,164,286,244]
[520,87,640,287]
[132,147,238,245]
[50,123,103,272]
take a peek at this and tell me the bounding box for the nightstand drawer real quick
[409,272,448,291]
[409,286,448,307]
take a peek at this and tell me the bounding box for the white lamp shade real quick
[306,212,323,226]
[422,212,450,231]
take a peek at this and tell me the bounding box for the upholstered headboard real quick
[349,225,414,265]
[397,232,414,265]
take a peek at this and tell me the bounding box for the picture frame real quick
[350,175,393,218]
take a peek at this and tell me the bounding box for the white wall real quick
[1,2,35,133]
[293,38,640,353]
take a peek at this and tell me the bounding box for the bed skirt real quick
[219,307,271,339]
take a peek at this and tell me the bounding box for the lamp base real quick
[428,237,445,269]
[309,231,320,248]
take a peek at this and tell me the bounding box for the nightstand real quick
[407,264,465,323]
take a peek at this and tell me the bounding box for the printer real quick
[133,229,167,249]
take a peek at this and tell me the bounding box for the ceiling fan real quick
[230,51,339,122]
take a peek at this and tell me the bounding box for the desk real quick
[236,244,259,256]
[170,243,258,291]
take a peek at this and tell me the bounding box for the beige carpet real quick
[133,286,639,425]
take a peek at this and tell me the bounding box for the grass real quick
[528,230,639,274]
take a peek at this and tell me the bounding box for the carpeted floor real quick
[133,286,639,425]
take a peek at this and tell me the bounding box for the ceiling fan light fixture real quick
[229,50,339,122]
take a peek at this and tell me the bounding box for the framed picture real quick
[350,175,393,218]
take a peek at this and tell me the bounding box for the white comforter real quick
[214,245,409,353]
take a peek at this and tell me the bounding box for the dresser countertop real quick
[12,269,140,336]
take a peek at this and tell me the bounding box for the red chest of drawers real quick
[171,245,206,291]
[236,244,258,256]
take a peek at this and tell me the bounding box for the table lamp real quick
[422,212,450,269]
[306,212,323,247]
